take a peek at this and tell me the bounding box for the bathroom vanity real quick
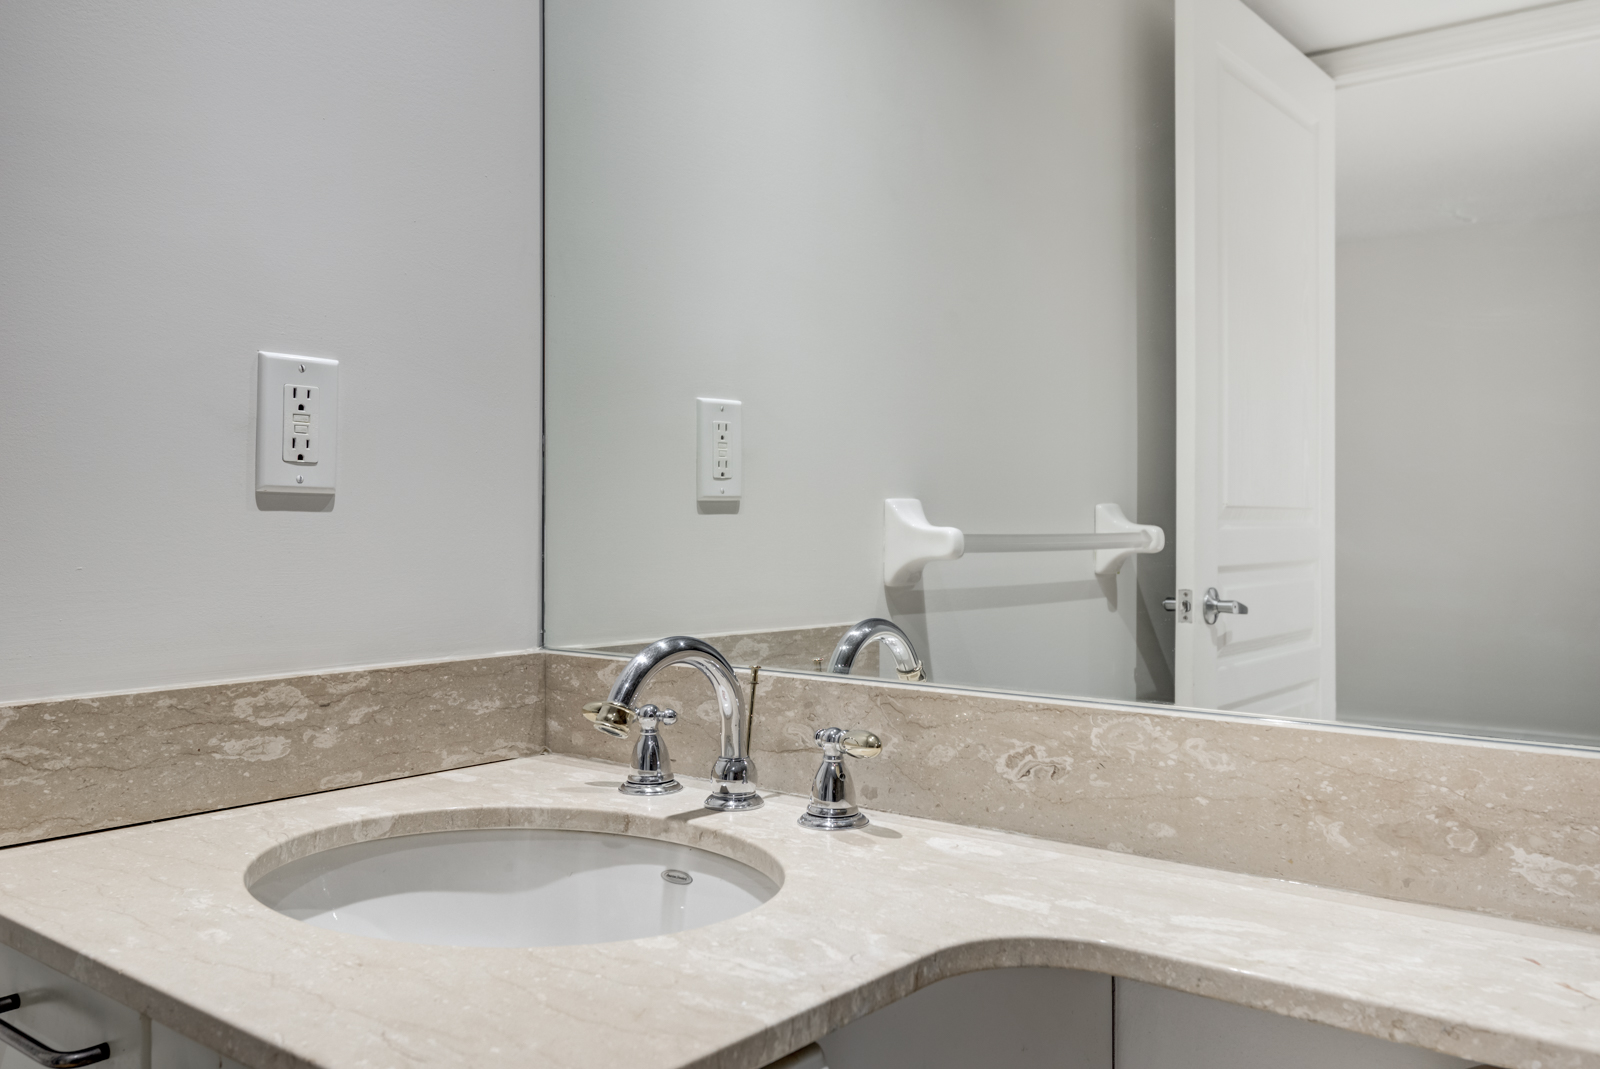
[5,0,1600,1065]
[0,753,1593,1069]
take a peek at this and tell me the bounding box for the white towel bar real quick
[883,499,1164,586]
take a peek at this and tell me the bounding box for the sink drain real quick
[660,868,693,885]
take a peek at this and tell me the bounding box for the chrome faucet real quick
[583,636,762,811]
[827,618,925,682]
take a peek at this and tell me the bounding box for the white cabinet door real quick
[1116,980,1476,1069]
[817,967,1110,1069]
[151,1020,244,1069]
[1175,0,1337,718]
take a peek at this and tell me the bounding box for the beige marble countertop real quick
[0,754,1596,1069]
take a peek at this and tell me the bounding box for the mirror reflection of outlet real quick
[696,397,741,504]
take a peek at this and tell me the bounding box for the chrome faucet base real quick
[706,754,761,811]
[620,777,683,796]
[798,808,869,831]
[704,790,764,812]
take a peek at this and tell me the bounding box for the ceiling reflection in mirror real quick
[543,0,1600,749]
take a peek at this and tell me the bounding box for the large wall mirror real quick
[543,0,1600,748]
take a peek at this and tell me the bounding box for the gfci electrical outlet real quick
[282,384,319,463]
[697,397,742,502]
[257,352,338,493]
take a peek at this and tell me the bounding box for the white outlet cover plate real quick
[696,397,742,502]
[257,352,338,493]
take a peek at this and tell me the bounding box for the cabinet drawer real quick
[0,944,240,1069]
[0,943,140,1069]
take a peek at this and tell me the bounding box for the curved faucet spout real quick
[828,618,925,682]
[596,636,762,811]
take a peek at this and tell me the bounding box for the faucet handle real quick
[582,700,634,739]
[585,701,677,733]
[635,704,677,727]
[815,727,882,758]
[799,727,882,831]
[587,704,683,797]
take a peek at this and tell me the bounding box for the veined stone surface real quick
[0,755,1591,1069]
[544,650,1600,934]
[9,646,1600,939]
[0,654,543,845]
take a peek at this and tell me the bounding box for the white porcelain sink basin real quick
[248,828,778,948]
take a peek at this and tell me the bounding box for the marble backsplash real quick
[543,650,1600,934]
[0,654,543,846]
[8,646,1600,936]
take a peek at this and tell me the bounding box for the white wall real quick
[1336,37,1600,239]
[543,0,1175,701]
[1337,210,1600,742]
[0,2,542,703]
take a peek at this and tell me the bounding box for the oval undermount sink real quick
[248,828,779,948]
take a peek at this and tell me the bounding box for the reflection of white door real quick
[1175,0,1335,718]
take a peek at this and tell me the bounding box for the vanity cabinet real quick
[817,966,1112,1069]
[149,1023,243,1069]
[1115,979,1475,1069]
[0,945,1487,1069]
[809,969,1476,1069]
[0,944,240,1069]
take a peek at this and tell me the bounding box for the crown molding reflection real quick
[1311,0,1600,86]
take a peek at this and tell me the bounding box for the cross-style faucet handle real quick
[799,727,882,831]
[634,704,677,727]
